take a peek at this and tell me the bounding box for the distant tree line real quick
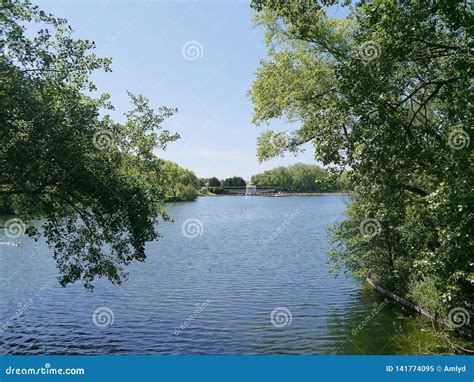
[251,163,351,192]
[196,165,350,194]
[199,177,246,188]
[198,176,247,194]
[222,177,247,188]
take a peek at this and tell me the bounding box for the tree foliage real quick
[160,160,199,201]
[251,163,348,192]
[222,177,246,188]
[1,1,180,288]
[207,177,221,187]
[250,0,473,318]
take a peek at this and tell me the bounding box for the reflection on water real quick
[0,196,452,354]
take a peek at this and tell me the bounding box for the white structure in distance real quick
[245,183,257,195]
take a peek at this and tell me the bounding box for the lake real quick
[0,195,448,354]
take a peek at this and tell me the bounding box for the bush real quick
[408,277,447,316]
[177,185,198,201]
[208,187,226,194]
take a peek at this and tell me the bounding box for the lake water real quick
[0,196,449,354]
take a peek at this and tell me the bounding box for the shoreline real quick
[366,278,473,339]
[261,192,350,197]
[200,192,351,197]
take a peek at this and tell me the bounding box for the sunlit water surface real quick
[0,196,448,354]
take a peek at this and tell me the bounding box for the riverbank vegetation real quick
[222,177,246,188]
[197,177,246,195]
[198,167,350,195]
[251,163,351,192]
[161,160,199,202]
[250,0,472,332]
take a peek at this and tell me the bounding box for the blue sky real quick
[41,0,348,180]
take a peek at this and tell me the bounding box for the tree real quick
[251,163,345,192]
[1,1,180,288]
[208,177,221,187]
[222,177,246,187]
[250,0,472,318]
[160,160,198,201]
[290,163,327,192]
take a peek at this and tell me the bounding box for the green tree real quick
[250,0,472,318]
[222,177,246,187]
[160,160,198,201]
[290,163,327,192]
[251,163,345,192]
[208,177,221,187]
[1,1,180,288]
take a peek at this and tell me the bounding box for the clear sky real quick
[41,0,348,180]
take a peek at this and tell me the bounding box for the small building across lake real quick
[245,183,257,195]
